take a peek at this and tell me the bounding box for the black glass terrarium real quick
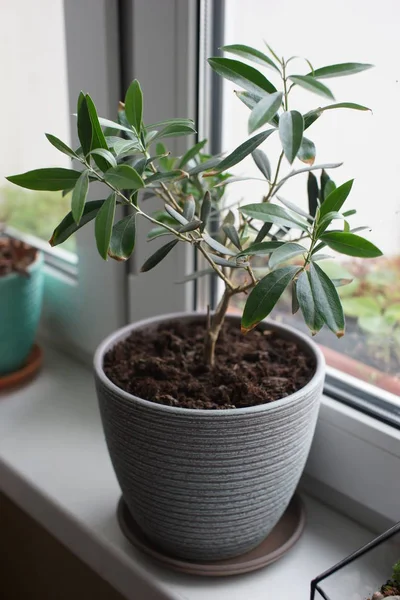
[310,522,400,600]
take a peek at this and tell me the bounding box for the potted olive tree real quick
[7,45,381,562]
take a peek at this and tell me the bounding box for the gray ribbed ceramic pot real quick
[94,312,325,561]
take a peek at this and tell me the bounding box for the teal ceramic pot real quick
[0,251,44,376]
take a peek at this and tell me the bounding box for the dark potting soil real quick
[103,319,315,410]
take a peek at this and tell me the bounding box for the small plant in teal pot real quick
[0,237,44,376]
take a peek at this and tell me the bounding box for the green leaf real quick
[252,149,271,180]
[98,117,135,135]
[320,232,383,258]
[297,137,316,165]
[112,139,141,157]
[214,129,275,173]
[178,219,202,233]
[385,303,400,324]
[320,170,336,201]
[6,168,81,191]
[240,202,309,231]
[223,224,241,250]
[254,222,273,243]
[207,254,246,268]
[200,191,211,233]
[108,214,136,261]
[310,63,373,79]
[178,139,207,168]
[45,134,78,159]
[203,233,236,256]
[248,92,282,133]
[309,262,345,337]
[221,44,280,71]
[276,195,312,219]
[296,270,324,335]
[146,118,195,131]
[292,281,300,315]
[183,195,196,221]
[319,180,354,218]
[343,209,356,218]
[140,239,178,272]
[304,103,370,130]
[165,204,188,226]
[238,240,283,257]
[241,266,299,332]
[307,172,319,218]
[317,210,345,234]
[104,165,144,190]
[358,315,389,335]
[77,93,93,156]
[341,297,380,318]
[89,148,117,169]
[188,155,222,175]
[208,57,277,96]
[235,90,263,110]
[153,123,196,142]
[331,277,353,287]
[49,200,105,246]
[289,75,335,100]
[71,170,89,224]
[85,94,109,171]
[125,79,143,134]
[269,242,306,269]
[145,170,186,185]
[279,110,304,164]
[95,193,116,260]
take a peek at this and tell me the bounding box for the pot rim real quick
[94,311,325,415]
[0,248,43,283]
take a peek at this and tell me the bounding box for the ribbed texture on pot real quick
[95,313,324,561]
[0,252,44,376]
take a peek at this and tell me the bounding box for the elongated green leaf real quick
[310,62,373,79]
[140,239,178,272]
[223,224,241,250]
[6,168,81,191]
[320,170,336,201]
[98,117,135,135]
[146,118,194,131]
[248,92,282,133]
[178,139,207,168]
[304,103,370,130]
[77,93,92,156]
[145,170,186,185]
[208,57,277,95]
[297,137,316,165]
[50,199,105,246]
[252,149,271,180]
[279,110,304,164]
[341,296,380,318]
[109,214,136,261]
[71,170,89,224]
[254,222,273,243]
[307,172,319,218]
[200,191,211,233]
[319,180,353,218]
[289,75,335,100]
[188,155,222,175]
[207,253,247,268]
[89,148,117,169]
[276,195,312,219]
[296,270,324,335]
[95,193,116,260]
[85,95,109,172]
[221,44,280,71]
[203,233,236,256]
[331,277,353,287]
[214,129,275,173]
[235,90,263,110]
[240,202,309,230]
[320,232,382,258]
[343,209,356,218]
[183,195,196,221]
[112,139,141,157]
[178,219,202,233]
[309,262,345,336]
[242,266,299,332]
[153,123,196,142]
[125,79,143,134]
[238,240,283,257]
[104,165,144,190]
[45,134,78,159]
[269,242,306,269]
[165,204,188,226]
[317,210,345,235]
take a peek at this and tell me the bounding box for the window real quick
[211,0,400,409]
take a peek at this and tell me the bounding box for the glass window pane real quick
[0,0,75,255]
[219,0,400,401]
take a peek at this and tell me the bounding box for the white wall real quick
[0,0,70,178]
[222,0,400,255]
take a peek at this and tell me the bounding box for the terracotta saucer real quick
[0,344,43,392]
[117,493,305,576]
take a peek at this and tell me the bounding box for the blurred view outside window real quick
[221,0,400,397]
[0,0,75,254]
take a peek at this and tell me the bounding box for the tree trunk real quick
[203,287,232,366]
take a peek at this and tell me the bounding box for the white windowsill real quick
[0,345,386,600]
